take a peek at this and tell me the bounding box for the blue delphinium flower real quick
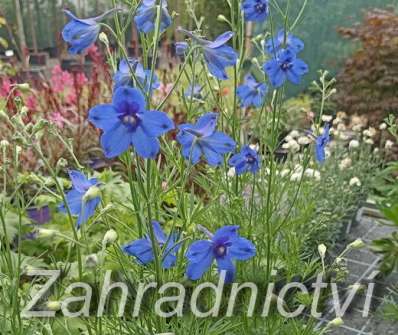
[135,0,172,34]
[184,84,202,99]
[113,58,160,94]
[263,48,308,88]
[176,112,236,166]
[62,9,116,54]
[237,74,268,108]
[175,41,189,56]
[229,145,261,175]
[123,221,180,269]
[186,225,256,283]
[265,30,304,54]
[242,0,269,22]
[58,171,101,228]
[315,123,330,163]
[178,29,238,80]
[89,86,174,159]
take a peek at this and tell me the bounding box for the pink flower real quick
[159,82,173,97]
[49,112,65,128]
[75,72,88,88]
[26,95,38,111]
[0,78,12,97]
[51,65,74,93]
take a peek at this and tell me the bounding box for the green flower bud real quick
[0,140,9,148]
[103,229,118,246]
[99,32,109,46]
[328,317,344,327]
[83,186,101,202]
[348,239,365,249]
[37,228,57,238]
[47,300,61,311]
[15,83,30,92]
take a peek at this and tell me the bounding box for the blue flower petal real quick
[77,197,100,228]
[176,42,189,56]
[229,237,256,260]
[201,146,223,166]
[216,256,236,283]
[131,126,160,159]
[140,110,175,137]
[58,189,83,214]
[123,238,154,265]
[213,225,240,242]
[193,113,218,137]
[152,221,167,244]
[88,104,119,131]
[201,131,236,154]
[68,170,91,192]
[207,31,234,49]
[112,87,146,115]
[100,122,131,158]
[186,240,214,280]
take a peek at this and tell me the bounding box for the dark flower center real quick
[119,101,141,130]
[281,61,292,71]
[246,155,256,164]
[214,245,227,257]
[255,2,267,13]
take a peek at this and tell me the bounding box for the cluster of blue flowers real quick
[59,1,328,282]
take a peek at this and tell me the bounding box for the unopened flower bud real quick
[318,244,327,258]
[47,300,61,311]
[328,317,344,327]
[16,83,30,92]
[85,253,99,268]
[103,229,118,246]
[348,239,365,249]
[0,140,9,148]
[217,14,229,23]
[56,158,68,169]
[83,186,101,202]
[99,32,109,46]
[15,145,22,156]
[37,228,57,238]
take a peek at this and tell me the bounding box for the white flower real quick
[290,172,302,182]
[227,167,236,178]
[337,123,346,131]
[363,127,376,138]
[385,140,394,150]
[284,135,294,142]
[103,229,118,246]
[349,140,360,149]
[338,132,350,141]
[297,136,311,145]
[352,124,362,132]
[321,115,333,122]
[283,140,300,153]
[318,244,327,258]
[280,169,290,178]
[339,157,352,170]
[305,168,321,181]
[379,123,387,130]
[365,138,374,145]
[289,130,300,138]
[333,117,343,125]
[349,177,361,187]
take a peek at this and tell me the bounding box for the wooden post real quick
[13,0,28,68]
[28,0,38,53]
